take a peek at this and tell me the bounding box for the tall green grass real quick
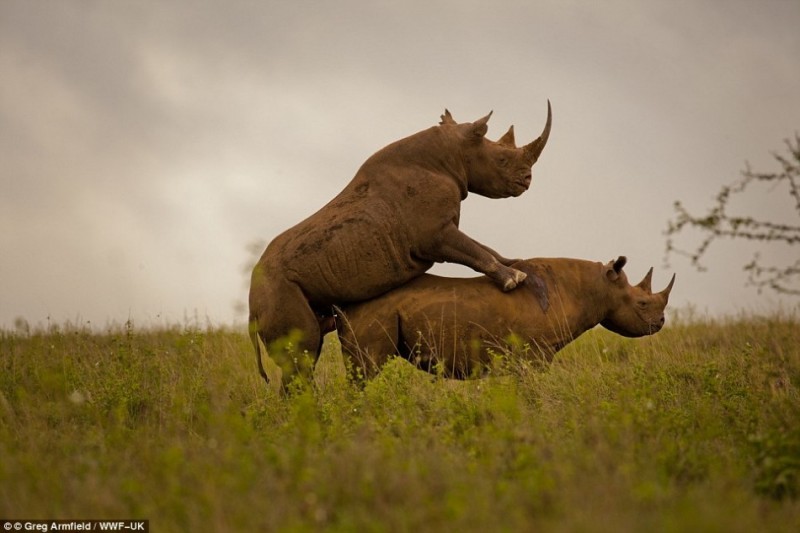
[1,314,798,532]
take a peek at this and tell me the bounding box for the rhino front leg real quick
[426,225,527,291]
[472,239,521,267]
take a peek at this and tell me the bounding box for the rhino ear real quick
[440,109,457,126]
[605,255,627,282]
[497,125,516,147]
[467,111,493,139]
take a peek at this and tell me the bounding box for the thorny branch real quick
[665,133,800,295]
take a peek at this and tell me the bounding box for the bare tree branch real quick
[665,133,800,295]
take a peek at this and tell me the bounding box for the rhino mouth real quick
[514,174,532,192]
[647,317,666,334]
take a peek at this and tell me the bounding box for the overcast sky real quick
[2,0,799,330]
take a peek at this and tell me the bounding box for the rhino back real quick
[395,276,535,339]
[266,205,431,304]
[264,160,466,303]
[341,259,604,364]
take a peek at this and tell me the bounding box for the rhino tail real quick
[248,317,270,385]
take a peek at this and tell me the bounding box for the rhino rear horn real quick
[497,125,516,147]
[637,267,654,293]
[523,100,552,163]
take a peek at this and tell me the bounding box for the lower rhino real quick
[336,256,675,379]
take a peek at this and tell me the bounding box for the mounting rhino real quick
[250,103,552,390]
[337,256,675,379]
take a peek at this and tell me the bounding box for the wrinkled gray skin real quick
[337,256,676,379]
[250,103,552,390]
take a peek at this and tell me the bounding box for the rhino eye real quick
[636,301,648,310]
[496,156,508,167]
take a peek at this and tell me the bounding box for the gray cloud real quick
[2,0,799,328]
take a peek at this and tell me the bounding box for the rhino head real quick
[599,256,676,337]
[439,101,552,198]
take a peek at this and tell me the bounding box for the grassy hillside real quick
[1,314,799,532]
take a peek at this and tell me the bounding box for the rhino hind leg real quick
[250,280,323,393]
[337,310,400,383]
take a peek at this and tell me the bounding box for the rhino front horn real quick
[658,273,676,301]
[523,100,552,164]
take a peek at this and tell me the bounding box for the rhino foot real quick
[502,269,527,292]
